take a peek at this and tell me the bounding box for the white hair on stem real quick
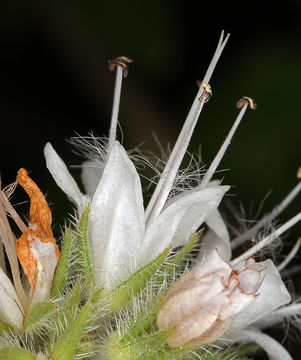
[231,212,301,266]
[277,237,301,272]
[231,181,301,249]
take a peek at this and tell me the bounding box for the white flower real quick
[44,141,228,289]
[44,32,231,290]
[43,32,301,359]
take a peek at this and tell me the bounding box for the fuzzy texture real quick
[0,32,300,360]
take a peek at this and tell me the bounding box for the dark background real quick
[1,1,301,357]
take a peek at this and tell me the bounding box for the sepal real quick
[23,301,56,330]
[75,205,95,293]
[106,248,170,311]
[49,288,102,360]
[51,229,73,298]
[0,348,35,360]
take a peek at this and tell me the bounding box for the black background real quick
[1,1,301,357]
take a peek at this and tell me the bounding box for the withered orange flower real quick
[16,168,60,291]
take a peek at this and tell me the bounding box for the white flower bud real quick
[156,249,265,347]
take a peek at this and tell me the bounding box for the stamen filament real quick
[231,181,301,249]
[108,66,124,155]
[277,237,301,272]
[231,212,301,266]
[200,103,248,188]
[255,303,301,329]
[145,32,230,225]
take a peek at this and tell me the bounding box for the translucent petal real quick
[238,267,265,294]
[0,268,23,330]
[44,143,87,210]
[90,141,145,288]
[197,209,231,262]
[230,329,292,360]
[221,285,255,320]
[81,160,104,197]
[228,259,291,331]
[140,186,229,265]
[29,237,59,307]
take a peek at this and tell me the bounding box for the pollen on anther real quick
[236,96,257,110]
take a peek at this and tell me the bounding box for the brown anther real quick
[236,96,257,110]
[108,56,133,78]
[297,167,301,179]
[198,83,212,103]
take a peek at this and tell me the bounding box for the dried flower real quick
[0,169,59,331]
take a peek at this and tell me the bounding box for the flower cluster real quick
[0,31,300,360]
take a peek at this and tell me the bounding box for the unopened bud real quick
[156,249,265,347]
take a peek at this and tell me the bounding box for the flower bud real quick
[156,249,265,347]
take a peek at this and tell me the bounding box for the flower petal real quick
[197,209,231,262]
[44,143,87,210]
[140,186,229,265]
[90,141,145,288]
[16,229,60,307]
[81,160,104,197]
[229,329,292,360]
[0,268,23,330]
[228,259,291,332]
[29,235,59,306]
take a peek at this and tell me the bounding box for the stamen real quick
[145,31,230,225]
[200,98,255,188]
[107,56,132,155]
[236,96,257,110]
[255,303,301,329]
[231,212,301,266]
[231,180,301,249]
[198,83,212,102]
[277,237,301,272]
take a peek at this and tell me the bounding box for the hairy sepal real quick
[75,205,95,293]
[50,288,102,360]
[0,348,35,360]
[23,301,56,330]
[51,229,73,298]
[106,248,170,311]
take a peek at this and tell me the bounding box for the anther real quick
[198,83,212,103]
[236,96,257,110]
[297,167,301,179]
[108,56,133,78]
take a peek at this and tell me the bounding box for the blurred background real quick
[0,0,301,356]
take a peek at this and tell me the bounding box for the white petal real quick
[237,267,265,294]
[44,143,87,210]
[140,186,229,266]
[195,248,232,280]
[197,209,231,262]
[230,329,292,360]
[0,268,23,330]
[29,236,59,307]
[81,160,104,197]
[90,141,145,288]
[228,259,291,332]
